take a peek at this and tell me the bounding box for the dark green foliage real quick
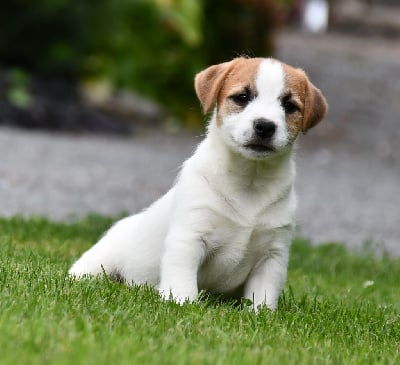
[0,0,283,124]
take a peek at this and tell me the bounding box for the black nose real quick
[253,119,276,139]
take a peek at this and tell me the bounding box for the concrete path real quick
[0,32,399,255]
[276,32,400,254]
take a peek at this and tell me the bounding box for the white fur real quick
[218,60,290,160]
[69,59,296,310]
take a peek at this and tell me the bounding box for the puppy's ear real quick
[194,61,235,114]
[302,80,328,134]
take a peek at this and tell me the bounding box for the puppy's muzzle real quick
[244,119,277,153]
[253,118,276,139]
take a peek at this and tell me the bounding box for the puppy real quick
[69,57,327,310]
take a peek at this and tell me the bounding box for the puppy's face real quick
[195,58,328,159]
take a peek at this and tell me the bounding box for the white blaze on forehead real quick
[255,59,285,100]
[247,58,288,150]
[248,59,286,124]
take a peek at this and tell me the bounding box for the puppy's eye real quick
[281,95,299,114]
[230,90,251,106]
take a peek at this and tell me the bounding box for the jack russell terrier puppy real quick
[69,57,328,310]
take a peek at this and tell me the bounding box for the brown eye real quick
[281,95,299,114]
[229,88,251,107]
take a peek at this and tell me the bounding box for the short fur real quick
[69,57,327,310]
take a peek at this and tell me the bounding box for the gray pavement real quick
[276,32,400,255]
[0,32,399,255]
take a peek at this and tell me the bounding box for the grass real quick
[0,215,399,365]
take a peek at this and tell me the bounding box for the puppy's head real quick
[195,57,328,159]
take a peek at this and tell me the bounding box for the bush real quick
[0,0,289,126]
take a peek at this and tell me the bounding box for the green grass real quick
[0,216,399,365]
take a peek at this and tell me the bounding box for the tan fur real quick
[195,57,263,125]
[194,60,236,114]
[216,58,263,126]
[303,78,328,133]
[282,63,328,134]
[281,64,307,140]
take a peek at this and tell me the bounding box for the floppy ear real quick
[194,60,235,114]
[302,80,328,134]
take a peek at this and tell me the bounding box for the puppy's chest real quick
[195,180,294,292]
[202,217,270,262]
[197,210,282,292]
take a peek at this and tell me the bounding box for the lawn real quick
[0,216,399,365]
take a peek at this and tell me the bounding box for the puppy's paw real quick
[68,266,89,279]
[158,285,198,305]
[68,262,99,279]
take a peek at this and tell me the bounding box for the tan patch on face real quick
[216,58,263,126]
[281,63,307,141]
[282,63,328,135]
[195,57,261,127]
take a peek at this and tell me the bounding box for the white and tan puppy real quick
[69,57,327,310]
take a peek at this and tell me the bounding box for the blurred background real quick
[1,0,399,131]
[0,0,399,253]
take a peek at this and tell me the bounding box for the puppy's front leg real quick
[244,246,289,310]
[158,233,206,304]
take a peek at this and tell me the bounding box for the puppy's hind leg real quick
[68,217,130,280]
[68,236,116,279]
